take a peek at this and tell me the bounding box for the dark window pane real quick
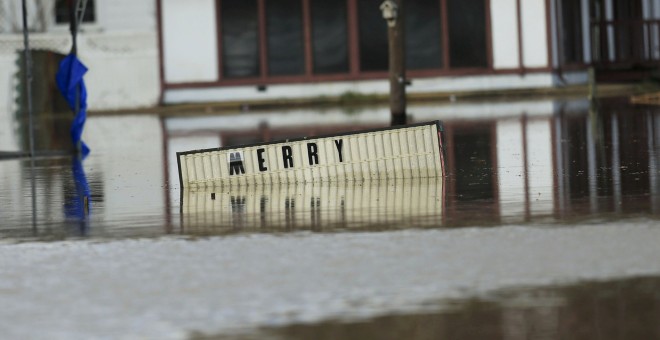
[222,0,260,78]
[560,0,583,64]
[311,0,349,74]
[447,0,488,68]
[55,0,95,24]
[405,0,442,70]
[358,0,388,72]
[266,0,305,76]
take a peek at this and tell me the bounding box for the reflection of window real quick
[267,0,305,76]
[221,0,260,78]
[55,0,96,24]
[452,126,494,201]
[447,0,487,68]
[311,0,349,74]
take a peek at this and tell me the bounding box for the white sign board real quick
[177,121,445,188]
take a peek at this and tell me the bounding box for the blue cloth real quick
[56,54,90,158]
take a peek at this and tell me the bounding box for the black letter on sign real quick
[229,152,245,175]
[307,143,319,166]
[282,145,294,168]
[334,139,344,162]
[257,148,268,172]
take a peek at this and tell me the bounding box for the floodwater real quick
[1,97,660,339]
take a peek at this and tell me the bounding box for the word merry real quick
[229,139,344,175]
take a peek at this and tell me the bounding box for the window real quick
[559,0,583,64]
[405,0,442,70]
[211,0,490,84]
[55,0,95,24]
[221,0,260,78]
[266,0,305,76]
[357,0,388,72]
[447,0,488,68]
[311,0,349,74]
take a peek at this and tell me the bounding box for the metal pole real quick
[21,0,35,159]
[383,0,407,126]
[21,0,37,229]
[69,0,82,155]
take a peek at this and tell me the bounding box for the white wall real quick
[490,0,549,69]
[161,0,218,83]
[490,0,520,69]
[521,0,549,67]
[96,0,156,31]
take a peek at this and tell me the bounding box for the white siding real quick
[96,0,156,31]
[490,0,520,69]
[521,0,549,68]
[161,0,218,83]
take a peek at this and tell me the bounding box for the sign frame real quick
[177,120,445,189]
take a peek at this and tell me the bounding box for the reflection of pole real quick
[611,113,621,213]
[554,112,566,216]
[588,67,597,102]
[647,112,658,214]
[381,0,406,126]
[586,113,598,213]
[21,0,37,229]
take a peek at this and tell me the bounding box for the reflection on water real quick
[3,97,660,338]
[182,178,443,234]
[1,98,660,238]
[240,276,660,340]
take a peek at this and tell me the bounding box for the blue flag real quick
[56,54,90,158]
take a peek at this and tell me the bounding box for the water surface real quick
[1,97,660,338]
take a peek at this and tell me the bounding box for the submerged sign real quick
[177,121,445,188]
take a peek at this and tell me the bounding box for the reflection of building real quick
[159,0,660,104]
[166,99,660,229]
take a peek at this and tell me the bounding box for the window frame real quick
[51,0,100,32]
[165,0,495,88]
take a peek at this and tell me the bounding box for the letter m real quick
[229,152,245,175]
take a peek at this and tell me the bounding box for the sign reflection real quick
[181,178,444,233]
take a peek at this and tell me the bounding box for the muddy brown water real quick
[1,97,660,338]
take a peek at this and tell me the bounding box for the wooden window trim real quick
[168,0,498,89]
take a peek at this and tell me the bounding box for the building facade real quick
[2,0,659,112]
[159,0,660,105]
[0,0,160,112]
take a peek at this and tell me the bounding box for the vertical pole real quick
[21,0,35,159]
[69,0,77,57]
[21,0,37,229]
[386,0,406,126]
[69,0,82,155]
